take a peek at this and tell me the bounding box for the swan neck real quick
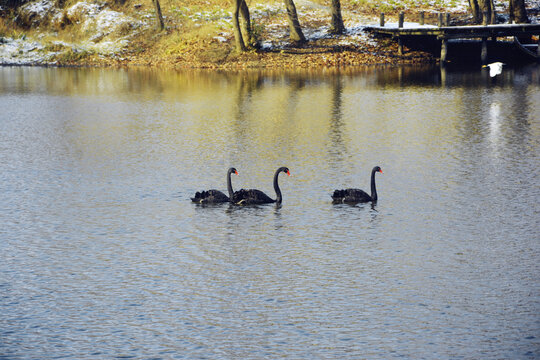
[273,169,282,204]
[227,169,234,200]
[370,169,378,202]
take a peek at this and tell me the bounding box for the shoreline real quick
[0,1,456,69]
[0,29,439,69]
[2,0,538,69]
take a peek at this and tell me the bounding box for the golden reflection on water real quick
[3,65,538,189]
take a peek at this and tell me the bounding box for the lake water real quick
[1,65,539,359]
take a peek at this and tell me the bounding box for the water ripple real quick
[1,66,539,359]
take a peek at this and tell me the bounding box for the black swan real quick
[232,167,290,205]
[191,167,238,203]
[332,166,382,204]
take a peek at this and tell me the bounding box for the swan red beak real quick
[379,169,383,174]
[286,170,291,176]
[234,170,239,175]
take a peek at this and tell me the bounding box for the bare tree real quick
[234,0,304,50]
[468,0,481,23]
[152,0,164,30]
[329,0,345,35]
[232,0,256,52]
[239,0,256,47]
[509,0,528,23]
[232,0,246,52]
[468,0,496,24]
[283,0,306,43]
[484,0,496,23]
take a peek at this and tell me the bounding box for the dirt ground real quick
[6,0,537,69]
[52,2,449,69]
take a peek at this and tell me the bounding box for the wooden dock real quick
[366,16,540,63]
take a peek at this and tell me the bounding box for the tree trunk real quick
[152,0,164,30]
[489,0,496,23]
[469,0,496,24]
[283,0,306,43]
[239,0,255,48]
[468,0,481,23]
[477,0,496,24]
[510,0,528,23]
[232,0,246,52]
[329,0,345,35]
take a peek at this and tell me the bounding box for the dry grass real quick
[2,0,460,67]
[0,17,23,37]
[348,0,464,13]
[51,47,94,62]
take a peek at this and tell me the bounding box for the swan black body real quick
[332,166,382,204]
[232,167,290,205]
[191,167,238,204]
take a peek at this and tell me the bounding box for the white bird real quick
[483,62,505,77]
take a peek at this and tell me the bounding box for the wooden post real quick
[438,13,443,27]
[380,12,385,27]
[481,38,488,65]
[419,11,425,26]
[441,38,448,62]
[398,37,403,56]
[398,12,404,28]
[445,13,451,26]
[487,11,495,43]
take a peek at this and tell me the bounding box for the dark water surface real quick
[1,65,539,359]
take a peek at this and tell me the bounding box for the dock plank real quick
[365,23,540,62]
[366,23,540,39]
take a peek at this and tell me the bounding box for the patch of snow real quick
[18,0,57,26]
[378,0,470,12]
[22,0,54,15]
[0,0,148,65]
[189,9,230,22]
[213,32,231,43]
[251,4,285,20]
[97,10,136,34]
[303,26,331,41]
[71,4,143,37]
[0,37,51,65]
[67,2,102,20]
[343,24,378,46]
[382,22,438,29]
[213,36,228,43]
[88,38,129,55]
[259,21,290,50]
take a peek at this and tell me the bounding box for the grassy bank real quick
[1,0,475,68]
